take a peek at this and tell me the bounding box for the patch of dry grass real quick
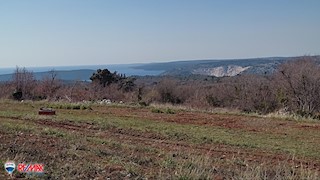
[0,100,319,179]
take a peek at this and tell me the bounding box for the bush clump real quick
[151,108,175,114]
[48,103,91,110]
[151,108,164,113]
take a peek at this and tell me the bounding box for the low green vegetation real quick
[48,102,91,110]
[151,107,176,114]
[0,100,319,179]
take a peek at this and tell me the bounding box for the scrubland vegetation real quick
[2,56,320,118]
[1,56,320,179]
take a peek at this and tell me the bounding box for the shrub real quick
[276,56,320,116]
[151,108,164,113]
[151,108,175,114]
[165,108,175,114]
[48,103,91,110]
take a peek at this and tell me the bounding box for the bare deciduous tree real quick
[154,78,195,104]
[276,56,320,116]
[11,66,36,100]
[40,69,61,100]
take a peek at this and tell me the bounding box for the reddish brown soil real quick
[94,106,299,133]
[1,105,320,179]
[2,107,320,172]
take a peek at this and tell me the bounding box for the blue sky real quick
[0,0,319,67]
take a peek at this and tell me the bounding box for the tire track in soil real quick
[94,107,299,133]
[2,115,319,171]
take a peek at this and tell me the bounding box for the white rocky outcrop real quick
[192,65,251,77]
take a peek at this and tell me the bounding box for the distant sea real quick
[0,64,164,76]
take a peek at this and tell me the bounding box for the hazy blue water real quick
[0,64,163,76]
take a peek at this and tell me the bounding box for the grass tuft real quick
[151,107,175,114]
[47,102,92,110]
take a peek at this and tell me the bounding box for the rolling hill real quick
[133,57,293,77]
[0,56,319,81]
[0,69,95,82]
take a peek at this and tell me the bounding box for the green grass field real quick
[0,100,319,179]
